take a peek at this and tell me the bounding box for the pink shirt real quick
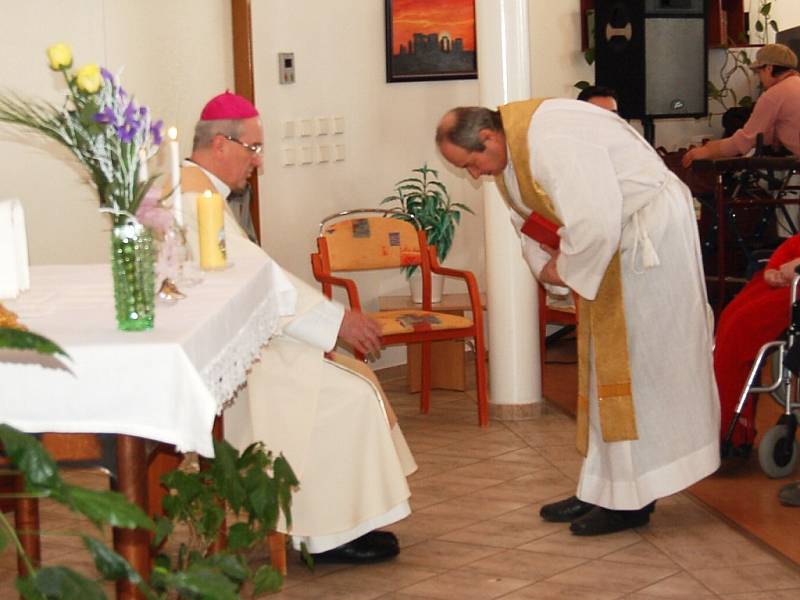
[720,73,800,157]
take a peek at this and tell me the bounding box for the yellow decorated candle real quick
[196,190,226,269]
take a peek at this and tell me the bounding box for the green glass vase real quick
[110,216,155,331]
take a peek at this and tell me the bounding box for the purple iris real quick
[149,119,163,145]
[93,106,115,125]
[100,67,114,82]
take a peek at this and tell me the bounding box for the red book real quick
[521,211,560,249]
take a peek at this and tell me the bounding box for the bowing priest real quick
[177,92,416,563]
[435,100,720,535]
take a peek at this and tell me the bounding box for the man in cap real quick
[683,43,800,165]
[435,100,720,535]
[178,91,416,563]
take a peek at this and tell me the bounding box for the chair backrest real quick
[318,210,427,272]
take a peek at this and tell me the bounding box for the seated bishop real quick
[175,91,416,563]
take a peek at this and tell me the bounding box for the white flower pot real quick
[409,271,444,304]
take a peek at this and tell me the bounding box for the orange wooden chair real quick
[538,282,577,374]
[311,209,489,426]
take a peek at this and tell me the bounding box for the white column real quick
[476,0,542,419]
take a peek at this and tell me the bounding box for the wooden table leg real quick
[267,532,287,575]
[14,474,40,577]
[114,435,149,600]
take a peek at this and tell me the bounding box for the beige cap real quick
[751,43,798,70]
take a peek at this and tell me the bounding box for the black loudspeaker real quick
[595,0,707,120]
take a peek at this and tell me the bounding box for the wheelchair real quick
[722,267,800,478]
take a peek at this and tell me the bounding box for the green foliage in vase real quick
[0,426,296,599]
[708,1,780,113]
[754,1,779,44]
[0,327,68,358]
[708,48,757,112]
[0,43,162,219]
[381,163,474,277]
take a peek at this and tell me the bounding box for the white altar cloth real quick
[0,236,295,456]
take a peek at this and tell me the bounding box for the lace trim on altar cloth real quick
[201,288,282,412]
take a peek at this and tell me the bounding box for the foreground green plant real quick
[381,163,473,277]
[0,427,297,599]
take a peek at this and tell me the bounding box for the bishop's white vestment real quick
[506,99,720,509]
[179,163,416,552]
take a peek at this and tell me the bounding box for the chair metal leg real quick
[420,341,431,413]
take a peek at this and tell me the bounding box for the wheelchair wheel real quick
[758,424,798,478]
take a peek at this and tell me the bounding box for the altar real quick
[0,235,294,598]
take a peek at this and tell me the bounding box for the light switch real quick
[282,120,295,139]
[282,147,295,166]
[316,117,330,136]
[317,145,331,163]
[334,144,345,162]
[333,116,345,134]
[278,52,295,84]
[300,146,314,164]
[299,118,314,137]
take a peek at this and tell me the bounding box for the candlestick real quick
[167,126,183,227]
[196,190,226,269]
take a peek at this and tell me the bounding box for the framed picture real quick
[384,0,478,83]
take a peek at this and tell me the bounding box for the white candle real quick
[168,126,183,227]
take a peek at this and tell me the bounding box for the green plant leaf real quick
[739,96,754,108]
[55,485,154,530]
[17,566,108,600]
[760,2,772,16]
[152,515,174,548]
[82,535,142,584]
[253,565,284,594]
[756,20,764,32]
[198,553,249,584]
[161,566,240,600]
[0,519,9,554]
[0,424,62,490]
[227,522,258,551]
[0,328,69,358]
[770,20,779,33]
[574,80,591,90]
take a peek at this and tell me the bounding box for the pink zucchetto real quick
[200,91,259,121]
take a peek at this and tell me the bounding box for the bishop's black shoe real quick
[569,502,655,536]
[309,530,399,564]
[539,495,595,523]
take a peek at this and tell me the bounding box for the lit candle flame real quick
[168,126,178,141]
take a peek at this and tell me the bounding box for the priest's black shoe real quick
[309,531,399,564]
[539,495,595,523]
[569,503,654,536]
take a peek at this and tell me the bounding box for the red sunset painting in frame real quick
[385,0,478,82]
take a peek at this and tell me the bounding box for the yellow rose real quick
[75,64,103,94]
[46,43,72,71]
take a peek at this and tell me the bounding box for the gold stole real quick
[495,99,638,456]
[168,165,248,239]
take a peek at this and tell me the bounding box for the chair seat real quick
[368,309,473,335]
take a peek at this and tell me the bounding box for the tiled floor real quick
[3,366,800,599]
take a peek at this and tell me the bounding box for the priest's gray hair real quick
[192,119,244,151]
[436,107,503,152]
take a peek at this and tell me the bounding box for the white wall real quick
[251,1,483,368]
[0,0,233,264]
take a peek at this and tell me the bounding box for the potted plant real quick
[381,163,473,302]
